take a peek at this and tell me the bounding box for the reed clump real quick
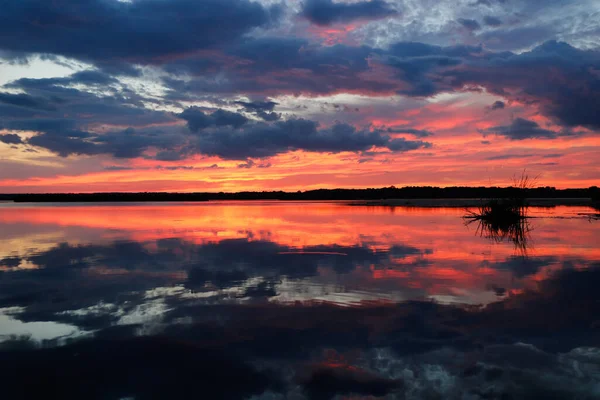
[464,171,535,252]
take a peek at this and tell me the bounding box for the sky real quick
[0,0,599,192]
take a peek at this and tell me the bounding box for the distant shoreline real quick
[347,198,595,208]
[0,186,597,206]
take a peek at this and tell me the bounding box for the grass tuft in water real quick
[464,171,535,253]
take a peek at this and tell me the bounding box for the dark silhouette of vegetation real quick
[0,185,597,202]
[591,186,600,210]
[464,172,535,253]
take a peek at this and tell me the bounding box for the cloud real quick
[0,133,23,145]
[386,40,600,129]
[4,73,176,127]
[0,236,427,315]
[234,100,278,112]
[5,92,430,160]
[485,153,534,161]
[0,336,275,400]
[235,100,281,121]
[482,256,558,278]
[483,15,503,26]
[471,0,508,6]
[458,18,482,31]
[481,118,561,140]
[179,107,249,132]
[236,159,272,169]
[160,38,599,133]
[0,0,281,67]
[0,256,21,268]
[489,100,505,110]
[180,115,431,159]
[387,127,434,138]
[476,25,556,51]
[301,0,397,26]
[0,92,57,111]
[3,38,598,168]
[384,42,479,96]
[302,365,402,399]
[20,126,183,159]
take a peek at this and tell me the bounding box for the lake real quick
[0,201,599,399]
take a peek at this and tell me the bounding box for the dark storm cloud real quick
[0,133,23,144]
[301,0,397,26]
[458,18,481,31]
[481,118,561,140]
[0,0,281,66]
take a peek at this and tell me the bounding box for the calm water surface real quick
[0,202,599,399]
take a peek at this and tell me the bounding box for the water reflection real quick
[0,202,599,399]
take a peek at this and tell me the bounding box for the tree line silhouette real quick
[0,186,598,202]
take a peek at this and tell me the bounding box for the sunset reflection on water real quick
[1,202,598,306]
[0,202,599,399]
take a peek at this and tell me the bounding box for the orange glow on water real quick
[1,202,598,304]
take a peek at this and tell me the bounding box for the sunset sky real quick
[0,0,599,192]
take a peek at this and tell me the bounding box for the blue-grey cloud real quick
[181,115,431,159]
[0,0,281,67]
[485,153,534,161]
[477,25,556,52]
[179,107,249,131]
[302,0,397,26]
[234,100,277,112]
[387,127,434,138]
[0,92,58,111]
[385,40,600,130]
[458,18,481,31]
[3,34,599,166]
[234,100,281,121]
[0,133,23,144]
[483,15,503,26]
[161,38,600,134]
[489,101,505,110]
[481,118,560,140]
